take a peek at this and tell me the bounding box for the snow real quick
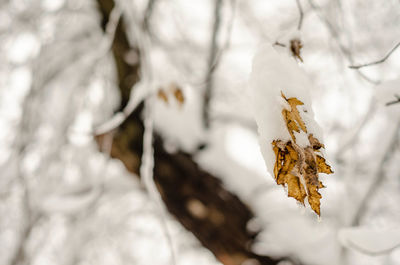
[7,32,40,64]
[153,84,205,152]
[249,42,323,178]
[2,1,400,265]
[196,125,342,265]
[339,227,400,255]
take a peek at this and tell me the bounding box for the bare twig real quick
[335,99,376,159]
[215,0,237,64]
[295,0,304,30]
[349,42,400,69]
[9,71,43,265]
[273,41,286,47]
[93,83,147,135]
[105,5,122,37]
[10,215,41,265]
[191,0,236,89]
[386,94,400,106]
[112,2,177,263]
[352,121,400,226]
[140,99,177,265]
[9,169,35,265]
[203,0,223,128]
[307,0,379,85]
[143,0,156,30]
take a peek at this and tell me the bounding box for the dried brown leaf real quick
[173,87,185,105]
[272,140,306,204]
[316,155,333,174]
[281,92,307,141]
[157,89,169,104]
[308,134,325,150]
[271,92,333,216]
[290,38,303,62]
[158,83,185,107]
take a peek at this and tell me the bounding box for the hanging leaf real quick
[272,92,333,216]
[290,38,303,62]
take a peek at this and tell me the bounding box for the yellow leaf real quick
[173,87,185,105]
[271,92,333,216]
[157,89,169,104]
[308,134,325,150]
[287,174,307,205]
[281,92,307,141]
[290,38,304,62]
[316,155,333,174]
[272,141,307,204]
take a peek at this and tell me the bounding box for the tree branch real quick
[386,94,400,106]
[203,0,223,128]
[307,0,379,84]
[96,0,292,265]
[349,41,400,69]
[143,0,157,31]
[95,0,289,264]
[295,0,304,30]
[352,121,400,226]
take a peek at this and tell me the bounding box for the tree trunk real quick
[95,1,287,264]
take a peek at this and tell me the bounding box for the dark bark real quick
[95,1,287,264]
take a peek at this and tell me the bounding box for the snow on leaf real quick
[272,92,333,216]
[250,43,333,216]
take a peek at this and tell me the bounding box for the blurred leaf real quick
[157,89,169,104]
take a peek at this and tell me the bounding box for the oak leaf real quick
[272,92,333,216]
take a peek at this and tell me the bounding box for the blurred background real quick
[1,0,400,265]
